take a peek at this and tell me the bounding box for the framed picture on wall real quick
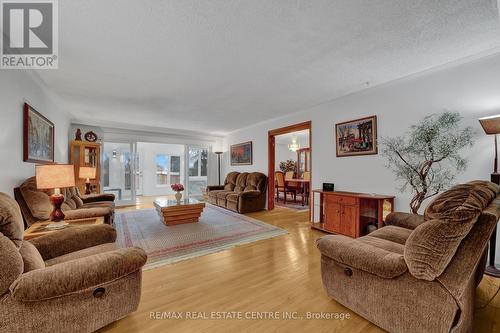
[23,103,55,164]
[230,141,253,165]
[335,115,377,157]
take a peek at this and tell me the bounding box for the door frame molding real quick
[268,121,312,219]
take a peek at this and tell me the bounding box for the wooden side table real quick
[24,217,105,240]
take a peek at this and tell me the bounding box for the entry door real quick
[102,141,136,206]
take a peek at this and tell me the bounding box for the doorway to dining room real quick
[268,121,311,217]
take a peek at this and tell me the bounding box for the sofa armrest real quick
[10,247,146,302]
[239,190,261,198]
[63,206,113,221]
[207,185,225,192]
[316,235,407,278]
[80,193,115,203]
[29,224,117,261]
[385,212,425,230]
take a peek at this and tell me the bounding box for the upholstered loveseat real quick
[14,177,115,226]
[207,172,267,213]
[0,192,146,333]
[316,180,500,333]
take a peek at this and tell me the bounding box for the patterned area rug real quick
[115,204,288,270]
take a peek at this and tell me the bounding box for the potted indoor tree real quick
[381,112,474,214]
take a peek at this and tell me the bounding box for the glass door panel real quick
[102,142,135,205]
[187,147,208,199]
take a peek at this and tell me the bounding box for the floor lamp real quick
[215,151,223,185]
[479,114,500,277]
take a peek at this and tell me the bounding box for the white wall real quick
[0,71,70,195]
[275,144,297,170]
[223,54,500,261]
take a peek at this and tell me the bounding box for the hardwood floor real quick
[99,199,500,333]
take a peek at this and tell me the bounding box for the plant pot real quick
[175,191,182,203]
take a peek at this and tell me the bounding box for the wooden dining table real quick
[285,179,310,206]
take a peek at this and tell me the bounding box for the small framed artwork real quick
[23,103,55,164]
[230,141,253,165]
[335,115,377,157]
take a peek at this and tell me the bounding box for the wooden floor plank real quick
[98,198,500,333]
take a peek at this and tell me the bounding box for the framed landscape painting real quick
[335,115,377,157]
[230,141,253,165]
[23,103,55,164]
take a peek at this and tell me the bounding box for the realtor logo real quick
[1,0,58,69]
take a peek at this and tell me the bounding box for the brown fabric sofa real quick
[14,177,115,226]
[316,180,500,333]
[0,192,146,333]
[207,172,267,213]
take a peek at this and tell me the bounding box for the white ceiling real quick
[36,0,500,135]
[275,130,309,146]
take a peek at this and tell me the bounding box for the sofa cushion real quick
[245,172,267,192]
[424,181,498,222]
[368,226,412,246]
[0,193,25,248]
[208,190,225,198]
[317,235,407,278]
[73,194,84,208]
[19,177,52,221]
[358,235,405,255]
[216,191,233,199]
[234,173,249,192]
[223,172,240,191]
[226,193,240,203]
[19,241,45,272]
[405,218,478,281]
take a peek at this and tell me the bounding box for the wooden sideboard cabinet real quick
[311,190,395,238]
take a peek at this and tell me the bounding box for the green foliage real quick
[381,112,474,213]
[279,159,297,174]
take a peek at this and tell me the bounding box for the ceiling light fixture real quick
[288,138,300,152]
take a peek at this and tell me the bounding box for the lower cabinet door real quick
[324,202,342,233]
[341,205,358,238]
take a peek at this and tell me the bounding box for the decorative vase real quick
[175,191,182,203]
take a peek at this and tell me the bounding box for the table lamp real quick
[479,114,500,277]
[35,164,75,225]
[79,166,96,194]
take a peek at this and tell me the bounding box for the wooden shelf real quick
[69,140,101,194]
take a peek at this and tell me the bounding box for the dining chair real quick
[285,171,299,203]
[275,171,295,203]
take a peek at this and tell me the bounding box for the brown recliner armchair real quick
[14,177,115,226]
[316,181,500,333]
[207,172,267,213]
[0,192,146,333]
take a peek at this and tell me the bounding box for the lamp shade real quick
[36,164,75,189]
[79,166,96,179]
[479,114,500,134]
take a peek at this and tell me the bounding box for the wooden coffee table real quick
[154,198,206,226]
[24,216,105,240]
